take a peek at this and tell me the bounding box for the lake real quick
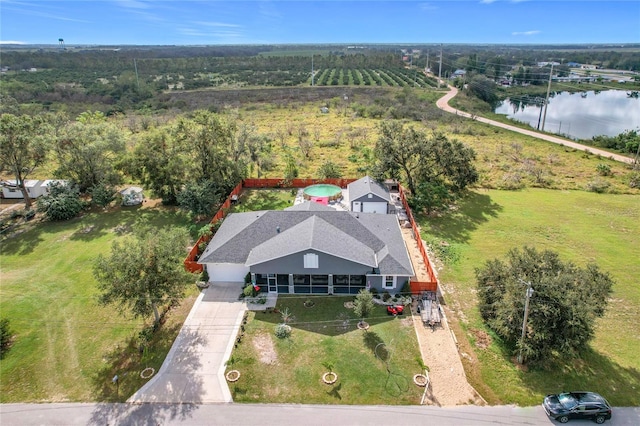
[494,90,640,140]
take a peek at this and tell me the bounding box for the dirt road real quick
[436,86,635,165]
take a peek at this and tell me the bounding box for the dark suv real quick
[543,391,612,424]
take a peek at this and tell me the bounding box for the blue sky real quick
[1,1,639,45]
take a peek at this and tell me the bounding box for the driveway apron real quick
[128,282,246,404]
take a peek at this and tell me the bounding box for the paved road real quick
[436,86,635,165]
[1,403,639,425]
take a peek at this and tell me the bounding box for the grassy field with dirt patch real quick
[0,205,198,402]
[228,295,425,405]
[418,188,640,406]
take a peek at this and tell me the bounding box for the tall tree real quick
[94,227,192,326]
[173,110,244,186]
[374,121,425,194]
[131,128,186,205]
[0,114,51,209]
[476,246,614,366]
[374,122,478,212]
[54,113,125,192]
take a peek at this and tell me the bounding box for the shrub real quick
[586,179,611,193]
[0,318,13,358]
[37,182,83,221]
[596,163,612,176]
[9,209,24,220]
[627,171,640,188]
[91,182,116,207]
[274,323,291,339]
[243,284,258,298]
[400,280,411,296]
[382,291,392,302]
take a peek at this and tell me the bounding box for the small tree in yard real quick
[37,182,84,221]
[476,246,614,366]
[353,289,375,328]
[94,227,192,326]
[91,181,116,208]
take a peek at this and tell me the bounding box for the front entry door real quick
[268,274,277,293]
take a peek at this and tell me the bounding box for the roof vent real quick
[276,226,280,233]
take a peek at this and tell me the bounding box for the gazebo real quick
[120,186,144,206]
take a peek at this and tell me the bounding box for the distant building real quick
[450,69,466,79]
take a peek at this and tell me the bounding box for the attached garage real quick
[207,263,248,283]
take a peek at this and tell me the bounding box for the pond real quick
[494,90,640,140]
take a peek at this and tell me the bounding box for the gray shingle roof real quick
[198,209,413,276]
[347,175,390,202]
[285,201,335,211]
[245,215,376,267]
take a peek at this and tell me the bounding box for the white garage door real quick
[362,202,387,214]
[207,263,249,283]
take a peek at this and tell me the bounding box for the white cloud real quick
[419,3,438,11]
[0,40,27,45]
[512,30,541,36]
[113,0,151,10]
[194,21,242,29]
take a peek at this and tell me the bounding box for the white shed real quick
[1,179,46,199]
[120,186,144,206]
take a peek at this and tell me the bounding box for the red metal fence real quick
[184,178,439,294]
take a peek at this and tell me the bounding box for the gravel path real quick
[401,227,484,406]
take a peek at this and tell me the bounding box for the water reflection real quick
[494,90,640,140]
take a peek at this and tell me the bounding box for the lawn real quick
[227,295,426,405]
[0,204,198,402]
[418,188,640,406]
[232,188,297,212]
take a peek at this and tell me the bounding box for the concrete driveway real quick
[128,282,249,404]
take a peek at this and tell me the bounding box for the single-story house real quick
[347,176,391,214]
[198,201,414,295]
[120,186,144,206]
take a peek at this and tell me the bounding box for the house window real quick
[384,276,394,288]
[368,193,373,198]
[303,253,319,269]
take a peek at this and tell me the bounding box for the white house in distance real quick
[347,175,391,214]
[1,179,68,199]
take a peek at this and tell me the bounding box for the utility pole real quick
[426,50,429,72]
[438,44,443,88]
[134,59,140,90]
[517,279,534,364]
[541,63,554,132]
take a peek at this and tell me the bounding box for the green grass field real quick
[0,205,197,402]
[229,295,425,405]
[418,188,640,406]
